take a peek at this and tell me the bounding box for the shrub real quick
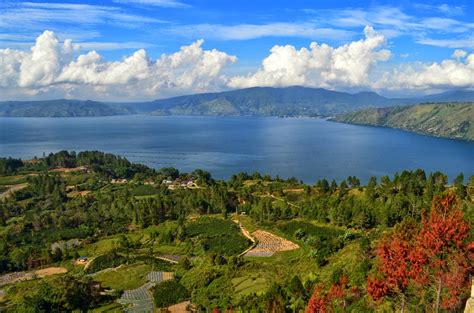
[152,280,190,307]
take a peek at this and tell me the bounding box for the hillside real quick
[0,99,133,117]
[138,86,411,116]
[0,151,472,312]
[333,103,474,140]
[1,88,473,117]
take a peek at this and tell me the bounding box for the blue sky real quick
[0,0,473,100]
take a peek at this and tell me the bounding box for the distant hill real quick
[1,87,473,117]
[332,103,474,141]
[136,86,413,116]
[0,99,133,117]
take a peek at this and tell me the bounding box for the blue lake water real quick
[0,115,472,183]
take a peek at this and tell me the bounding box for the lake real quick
[0,115,472,183]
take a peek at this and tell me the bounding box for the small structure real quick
[111,178,128,184]
[162,179,174,185]
[75,256,88,265]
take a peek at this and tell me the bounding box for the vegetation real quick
[2,88,472,118]
[333,102,474,140]
[0,150,472,312]
[186,217,250,255]
[0,99,133,117]
[152,280,190,307]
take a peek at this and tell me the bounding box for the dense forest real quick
[0,151,472,312]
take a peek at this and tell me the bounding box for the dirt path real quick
[0,183,28,200]
[35,267,68,277]
[0,266,68,287]
[168,301,191,312]
[232,219,257,257]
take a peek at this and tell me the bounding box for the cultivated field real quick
[0,267,68,287]
[118,271,173,313]
[244,230,299,257]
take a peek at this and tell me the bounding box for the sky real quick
[0,0,473,101]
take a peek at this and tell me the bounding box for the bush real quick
[186,217,250,255]
[152,280,190,307]
[85,252,126,273]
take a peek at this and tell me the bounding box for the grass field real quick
[89,302,123,312]
[232,276,268,296]
[93,263,152,291]
[0,175,28,186]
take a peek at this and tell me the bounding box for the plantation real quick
[186,217,250,255]
[152,280,190,308]
[278,220,356,265]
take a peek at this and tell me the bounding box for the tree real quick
[118,234,131,264]
[414,193,472,312]
[367,219,418,312]
[306,275,353,313]
[367,193,474,312]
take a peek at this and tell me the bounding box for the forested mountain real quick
[2,87,473,117]
[333,102,474,141]
[136,86,412,116]
[0,99,133,117]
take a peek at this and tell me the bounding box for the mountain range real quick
[1,87,473,118]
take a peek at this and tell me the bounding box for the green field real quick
[0,175,28,185]
[186,217,250,255]
[93,263,152,290]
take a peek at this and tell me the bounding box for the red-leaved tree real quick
[368,193,474,312]
[306,275,354,313]
[414,193,473,312]
[367,218,418,312]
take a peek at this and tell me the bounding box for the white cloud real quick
[0,2,167,31]
[453,49,467,59]
[416,37,474,49]
[0,30,236,99]
[1,27,473,100]
[113,0,190,8]
[229,26,391,89]
[375,52,474,91]
[169,23,355,41]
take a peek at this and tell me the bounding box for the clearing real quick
[0,183,28,200]
[244,230,299,257]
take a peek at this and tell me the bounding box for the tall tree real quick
[414,193,472,312]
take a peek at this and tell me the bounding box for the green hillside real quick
[0,99,133,117]
[333,103,474,141]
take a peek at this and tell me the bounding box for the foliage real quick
[335,102,474,141]
[152,280,190,308]
[186,217,250,255]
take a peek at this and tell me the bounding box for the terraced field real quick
[244,230,299,257]
[118,271,173,313]
[118,282,154,313]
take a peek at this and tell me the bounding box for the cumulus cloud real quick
[0,30,237,99]
[1,27,473,100]
[229,26,391,89]
[376,52,474,91]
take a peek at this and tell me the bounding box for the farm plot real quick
[118,271,173,313]
[119,282,154,313]
[244,230,299,257]
[147,271,173,283]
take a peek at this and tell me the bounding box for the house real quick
[75,256,89,265]
[162,179,174,185]
[111,178,128,184]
